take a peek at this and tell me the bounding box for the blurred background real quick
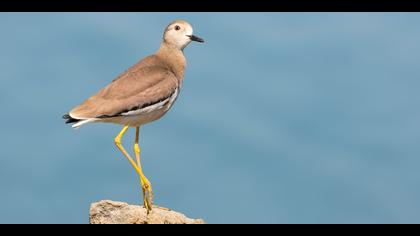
[0,13,420,223]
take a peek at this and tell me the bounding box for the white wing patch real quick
[120,88,179,116]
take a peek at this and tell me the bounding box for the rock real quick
[89,200,205,224]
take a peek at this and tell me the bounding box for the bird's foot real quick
[141,178,153,214]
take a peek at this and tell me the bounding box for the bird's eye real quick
[175,25,181,31]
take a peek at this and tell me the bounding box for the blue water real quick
[1,13,420,223]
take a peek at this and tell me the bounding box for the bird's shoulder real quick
[99,55,178,99]
[112,55,172,82]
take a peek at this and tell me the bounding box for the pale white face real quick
[163,20,204,50]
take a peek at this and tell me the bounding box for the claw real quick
[141,178,153,213]
[144,191,153,213]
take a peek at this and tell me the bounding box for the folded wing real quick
[69,56,179,120]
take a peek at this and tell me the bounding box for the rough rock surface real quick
[89,200,205,224]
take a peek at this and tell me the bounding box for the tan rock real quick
[89,200,205,224]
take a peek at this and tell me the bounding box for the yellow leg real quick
[134,126,153,212]
[114,125,153,212]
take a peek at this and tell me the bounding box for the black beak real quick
[188,35,204,43]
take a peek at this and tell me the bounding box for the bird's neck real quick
[156,42,186,81]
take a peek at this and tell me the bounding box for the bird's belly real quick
[102,104,172,127]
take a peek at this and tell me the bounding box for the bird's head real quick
[163,20,204,50]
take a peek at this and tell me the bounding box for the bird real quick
[63,20,204,212]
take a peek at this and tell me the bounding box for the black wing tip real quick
[63,113,80,124]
